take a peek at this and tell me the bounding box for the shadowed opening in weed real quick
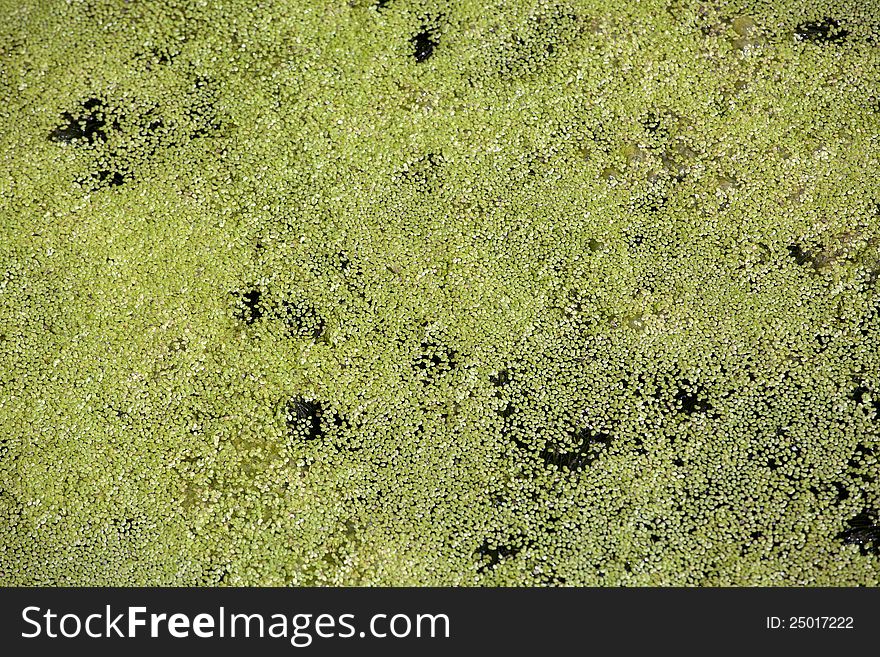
[415,338,457,377]
[49,98,106,144]
[284,397,324,441]
[475,539,521,573]
[795,18,849,44]
[540,426,613,471]
[234,288,263,324]
[412,26,439,63]
[837,510,880,555]
[279,299,325,340]
[673,381,712,415]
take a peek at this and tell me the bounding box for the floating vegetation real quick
[2,0,879,586]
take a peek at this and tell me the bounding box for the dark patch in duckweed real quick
[326,409,347,431]
[76,166,129,191]
[846,444,876,489]
[337,251,352,273]
[627,233,646,249]
[814,332,832,351]
[412,26,439,63]
[284,397,324,441]
[401,152,444,191]
[49,98,106,144]
[489,369,510,388]
[491,370,515,417]
[415,339,457,377]
[838,510,880,555]
[50,82,222,193]
[113,516,141,538]
[641,112,663,135]
[235,288,263,324]
[498,402,531,450]
[851,384,880,416]
[279,299,325,340]
[498,402,515,419]
[97,170,126,187]
[847,443,874,468]
[475,539,520,573]
[150,46,177,65]
[540,426,613,471]
[673,381,712,415]
[326,409,362,453]
[787,243,812,266]
[795,18,849,44]
[142,117,165,139]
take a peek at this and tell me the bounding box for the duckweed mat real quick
[1,0,879,585]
